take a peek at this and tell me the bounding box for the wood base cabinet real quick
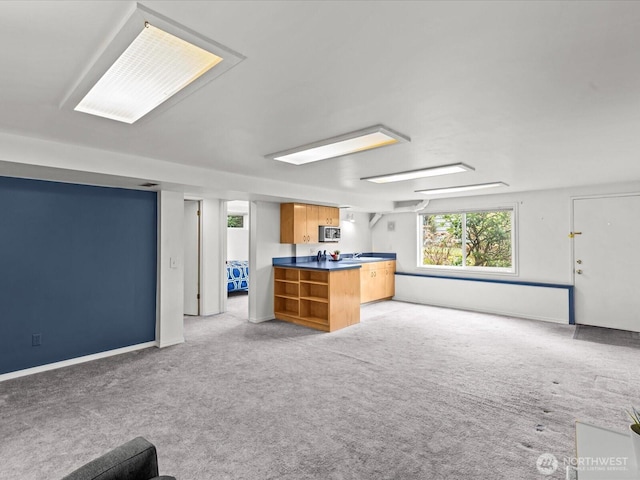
[274,267,360,332]
[360,260,395,304]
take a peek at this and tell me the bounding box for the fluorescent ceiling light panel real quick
[415,182,509,195]
[75,23,222,124]
[267,125,410,165]
[62,4,245,124]
[361,163,474,184]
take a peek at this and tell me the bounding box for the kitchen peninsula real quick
[272,254,396,332]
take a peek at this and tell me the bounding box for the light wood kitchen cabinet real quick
[318,206,340,226]
[360,260,395,303]
[383,261,396,298]
[274,266,360,332]
[280,203,319,244]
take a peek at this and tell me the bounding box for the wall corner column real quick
[156,190,185,347]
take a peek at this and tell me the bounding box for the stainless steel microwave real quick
[319,226,340,242]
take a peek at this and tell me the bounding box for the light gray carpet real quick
[2,298,640,479]
[574,324,640,349]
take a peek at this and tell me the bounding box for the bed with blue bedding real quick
[227,260,249,292]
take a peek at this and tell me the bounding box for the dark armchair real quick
[61,436,176,480]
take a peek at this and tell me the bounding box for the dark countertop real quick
[273,253,396,272]
[275,260,362,271]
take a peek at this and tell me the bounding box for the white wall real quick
[394,275,571,324]
[201,198,224,316]
[337,211,373,254]
[227,228,249,261]
[372,181,640,323]
[249,201,294,323]
[157,190,185,347]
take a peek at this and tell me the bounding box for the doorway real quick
[225,200,249,319]
[573,194,640,332]
[184,200,200,316]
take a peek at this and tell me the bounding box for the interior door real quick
[183,200,200,316]
[573,195,640,332]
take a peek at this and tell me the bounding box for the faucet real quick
[317,250,322,262]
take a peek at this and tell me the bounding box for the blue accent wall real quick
[0,176,157,375]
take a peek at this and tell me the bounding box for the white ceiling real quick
[1,1,640,211]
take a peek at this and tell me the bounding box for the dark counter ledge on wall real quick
[273,253,396,271]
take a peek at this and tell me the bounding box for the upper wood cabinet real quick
[318,206,340,226]
[280,203,319,244]
[305,204,319,243]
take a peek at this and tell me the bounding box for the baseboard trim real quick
[250,315,275,324]
[0,341,158,382]
[157,336,185,348]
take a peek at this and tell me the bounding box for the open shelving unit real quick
[274,267,300,318]
[273,266,360,332]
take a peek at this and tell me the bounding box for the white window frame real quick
[417,204,518,276]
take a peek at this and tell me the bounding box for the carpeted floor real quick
[574,324,640,349]
[1,298,639,479]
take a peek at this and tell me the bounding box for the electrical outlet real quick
[32,334,41,347]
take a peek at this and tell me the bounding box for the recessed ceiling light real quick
[415,182,509,196]
[75,23,223,124]
[61,4,245,124]
[361,163,474,184]
[266,125,410,165]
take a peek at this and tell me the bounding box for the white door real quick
[573,195,640,332]
[184,200,200,315]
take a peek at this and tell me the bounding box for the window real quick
[419,209,514,272]
[227,215,244,228]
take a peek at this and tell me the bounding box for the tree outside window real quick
[421,210,513,270]
[227,215,244,228]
